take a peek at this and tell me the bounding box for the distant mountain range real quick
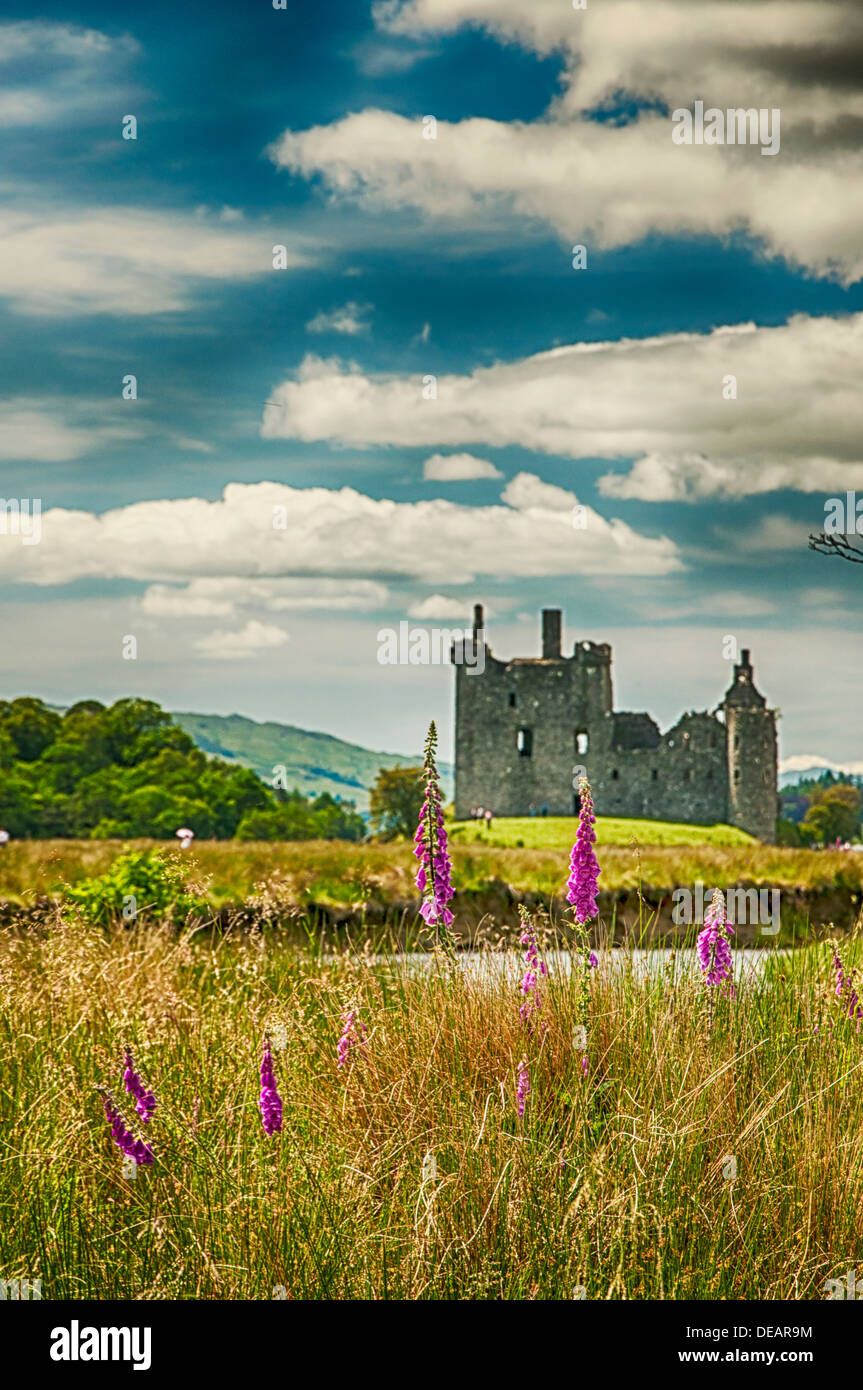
[778,757,863,789]
[172,711,453,812]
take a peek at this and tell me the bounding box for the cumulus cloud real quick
[194,620,290,661]
[0,476,681,588]
[378,0,863,135]
[306,301,373,335]
[0,208,306,317]
[261,314,863,500]
[272,1,863,281]
[407,593,496,620]
[422,452,502,480]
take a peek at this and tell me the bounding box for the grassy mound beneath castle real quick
[448,815,758,849]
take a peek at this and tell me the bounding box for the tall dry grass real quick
[0,838,860,908]
[1,909,861,1299]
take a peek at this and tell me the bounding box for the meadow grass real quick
[1,909,861,1300]
[449,815,758,849]
[1,837,861,912]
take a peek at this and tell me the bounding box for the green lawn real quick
[448,815,758,849]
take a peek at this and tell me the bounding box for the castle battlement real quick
[452,606,778,841]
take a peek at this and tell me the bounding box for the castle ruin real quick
[452,606,779,842]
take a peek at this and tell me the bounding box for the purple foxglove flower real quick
[516,1057,531,1117]
[336,1008,367,1070]
[697,890,735,987]
[414,722,455,936]
[567,778,600,925]
[518,908,548,1028]
[123,1049,156,1124]
[259,1042,283,1136]
[102,1094,154,1165]
[832,947,863,1026]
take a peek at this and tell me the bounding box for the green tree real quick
[369,765,424,839]
[0,698,61,762]
[0,693,366,842]
[102,699,192,767]
[802,783,862,844]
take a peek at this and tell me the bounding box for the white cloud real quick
[306,301,372,335]
[0,21,140,127]
[378,0,863,137]
[632,590,779,622]
[141,577,390,618]
[779,754,863,776]
[713,515,806,553]
[0,21,134,63]
[262,315,863,500]
[501,474,575,512]
[407,593,494,620]
[0,475,681,588]
[0,399,139,462]
[352,38,435,76]
[194,620,290,661]
[172,437,216,455]
[422,451,502,480]
[273,2,863,282]
[0,208,306,317]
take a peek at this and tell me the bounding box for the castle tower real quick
[722,649,778,843]
[451,605,613,819]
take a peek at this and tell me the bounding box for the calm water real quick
[378,947,784,984]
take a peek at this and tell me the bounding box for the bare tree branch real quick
[808,532,863,564]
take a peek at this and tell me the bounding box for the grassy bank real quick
[0,837,861,911]
[1,916,861,1299]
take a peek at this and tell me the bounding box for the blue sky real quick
[2,0,863,768]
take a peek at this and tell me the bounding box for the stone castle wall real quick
[453,608,779,841]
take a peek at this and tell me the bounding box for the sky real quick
[1,0,862,765]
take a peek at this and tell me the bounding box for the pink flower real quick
[259,1042,283,1135]
[101,1093,154,1166]
[337,1008,367,1070]
[832,947,863,1028]
[518,908,548,1029]
[567,778,600,924]
[414,722,455,936]
[123,1049,156,1124]
[516,1057,531,1117]
[697,889,735,988]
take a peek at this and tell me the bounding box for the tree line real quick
[0,697,365,841]
[778,771,863,846]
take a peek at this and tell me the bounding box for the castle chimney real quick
[472,603,484,639]
[541,608,562,659]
